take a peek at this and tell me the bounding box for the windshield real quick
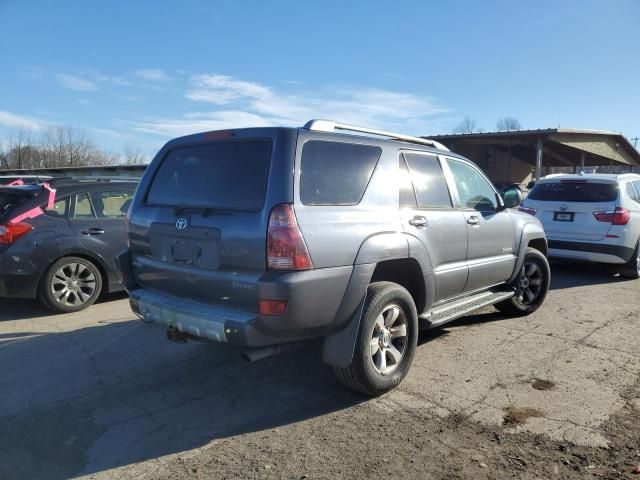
[146,140,272,211]
[528,181,618,202]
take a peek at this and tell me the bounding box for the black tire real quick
[495,247,550,316]
[334,281,418,396]
[619,241,640,279]
[39,256,103,313]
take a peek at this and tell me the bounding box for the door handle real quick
[467,216,480,226]
[408,216,427,227]
[82,227,105,235]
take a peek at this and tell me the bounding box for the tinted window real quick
[634,181,640,201]
[403,153,451,208]
[447,159,498,211]
[75,193,95,219]
[399,156,417,207]
[528,181,618,202]
[45,196,69,218]
[147,140,271,211]
[300,141,381,205]
[90,190,134,218]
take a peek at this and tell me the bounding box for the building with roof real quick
[429,129,640,186]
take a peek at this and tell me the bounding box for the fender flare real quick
[508,222,548,283]
[322,232,434,367]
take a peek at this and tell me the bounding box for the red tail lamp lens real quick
[267,204,313,270]
[0,222,33,245]
[259,299,287,316]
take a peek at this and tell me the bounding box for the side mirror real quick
[501,187,522,209]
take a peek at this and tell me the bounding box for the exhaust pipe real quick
[242,342,306,362]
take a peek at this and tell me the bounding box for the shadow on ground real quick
[0,310,363,480]
[549,260,626,290]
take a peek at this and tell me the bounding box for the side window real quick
[75,193,95,219]
[399,156,417,207]
[447,159,498,211]
[625,183,639,203]
[90,190,134,218]
[403,153,452,208]
[44,196,69,218]
[300,141,381,205]
[633,181,640,203]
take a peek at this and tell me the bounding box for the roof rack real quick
[303,119,450,151]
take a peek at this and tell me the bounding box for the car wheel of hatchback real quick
[334,281,418,396]
[620,241,640,280]
[39,256,103,313]
[495,247,550,316]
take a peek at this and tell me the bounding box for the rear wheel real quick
[495,247,550,316]
[39,256,103,313]
[334,282,418,396]
[620,241,640,279]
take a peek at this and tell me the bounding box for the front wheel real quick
[334,282,418,396]
[495,247,550,316]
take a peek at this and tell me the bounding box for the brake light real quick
[518,205,538,216]
[267,203,313,270]
[593,207,630,225]
[0,222,33,245]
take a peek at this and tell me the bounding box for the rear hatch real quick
[0,185,46,253]
[128,128,295,312]
[525,179,619,241]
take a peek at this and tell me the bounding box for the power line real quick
[632,137,639,149]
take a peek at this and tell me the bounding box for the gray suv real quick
[118,120,550,395]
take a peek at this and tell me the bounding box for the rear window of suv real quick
[146,140,271,211]
[300,140,381,205]
[528,181,618,202]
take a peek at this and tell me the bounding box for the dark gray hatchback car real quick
[119,120,550,395]
[0,178,137,312]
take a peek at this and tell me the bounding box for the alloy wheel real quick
[369,304,409,375]
[514,261,543,306]
[51,262,97,307]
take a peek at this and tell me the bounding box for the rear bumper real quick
[128,265,354,347]
[548,239,635,264]
[0,249,43,299]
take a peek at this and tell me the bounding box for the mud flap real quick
[321,296,366,368]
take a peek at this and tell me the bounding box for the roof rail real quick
[303,119,450,151]
[49,176,140,183]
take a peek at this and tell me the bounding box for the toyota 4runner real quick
[118,120,550,395]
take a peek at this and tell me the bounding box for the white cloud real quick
[126,73,449,138]
[134,69,172,82]
[56,73,98,92]
[0,111,43,130]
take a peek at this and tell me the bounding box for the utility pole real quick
[631,137,639,149]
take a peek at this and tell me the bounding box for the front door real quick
[444,157,517,292]
[399,152,468,303]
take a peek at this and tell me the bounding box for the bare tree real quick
[0,141,8,169]
[123,145,147,164]
[453,116,482,134]
[7,128,33,169]
[496,116,522,131]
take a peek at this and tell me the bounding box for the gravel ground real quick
[0,261,638,479]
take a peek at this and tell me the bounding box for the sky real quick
[1,0,639,160]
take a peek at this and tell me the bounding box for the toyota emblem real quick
[175,217,189,230]
[560,204,567,211]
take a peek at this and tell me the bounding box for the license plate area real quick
[553,212,574,222]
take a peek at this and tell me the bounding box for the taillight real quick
[593,207,630,225]
[258,299,287,316]
[267,203,313,270]
[518,205,538,216]
[0,222,33,245]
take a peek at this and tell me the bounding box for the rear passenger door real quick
[399,152,468,303]
[69,188,135,281]
[444,157,516,292]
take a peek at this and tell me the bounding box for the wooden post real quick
[580,151,585,172]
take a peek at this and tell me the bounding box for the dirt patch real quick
[531,378,556,391]
[503,406,545,426]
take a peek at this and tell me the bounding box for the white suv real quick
[519,173,640,278]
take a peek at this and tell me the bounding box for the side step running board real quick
[420,290,514,329]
